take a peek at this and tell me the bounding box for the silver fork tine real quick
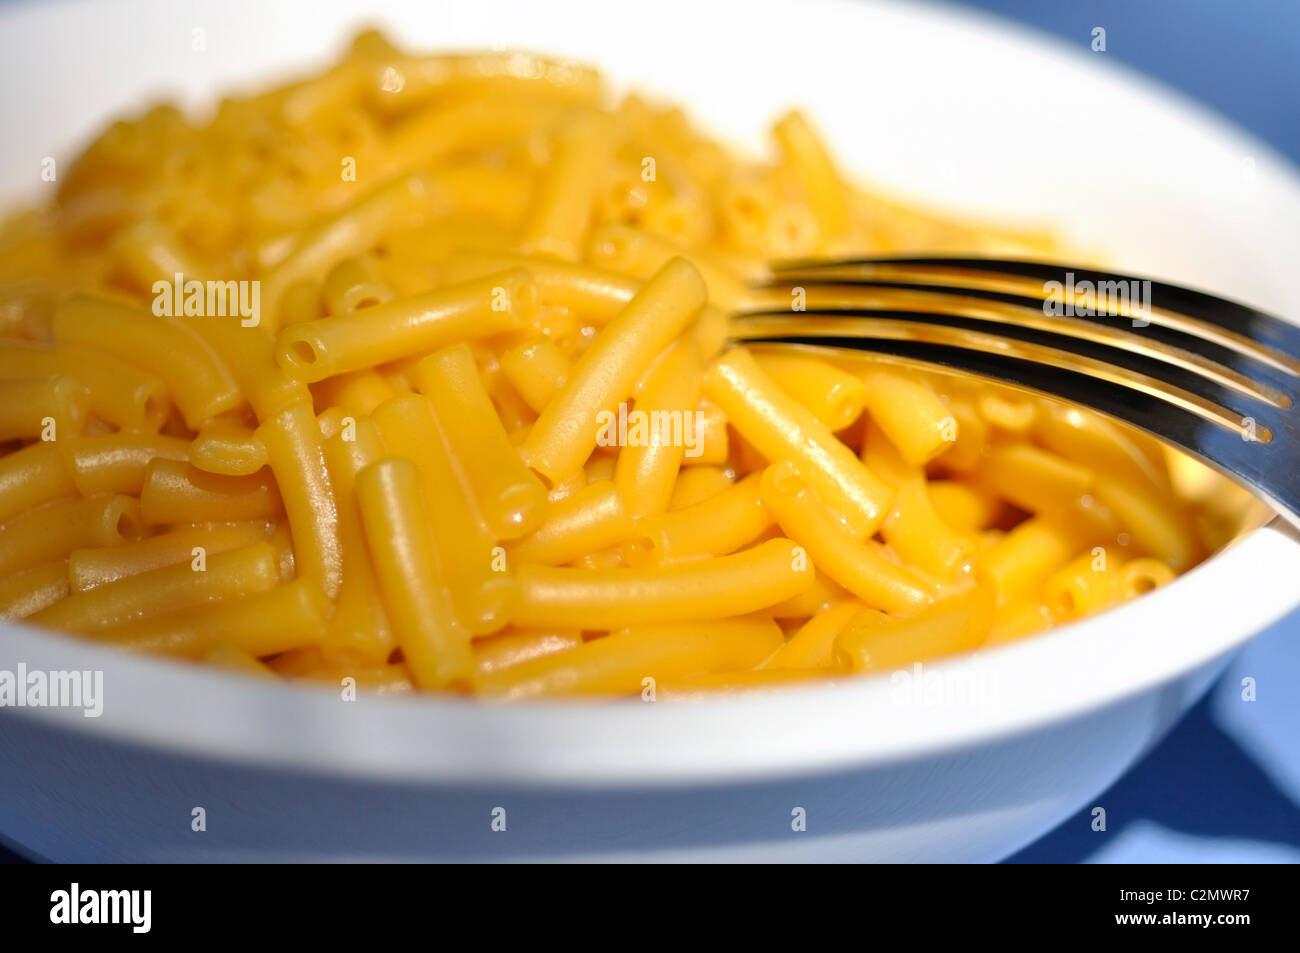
[748,278,1297,403]
[733,311,1271,432]
[767,256,1300,371]
[736,256,1300,531]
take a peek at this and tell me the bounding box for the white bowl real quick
[2,0,1298,862]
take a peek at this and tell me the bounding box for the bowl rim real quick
[2,0,1299,789]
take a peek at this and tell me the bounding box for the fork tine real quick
[742,283,1295,407]
[732,310,1268,433]
[736,333,1300,532]
[748,255,1300,528]
[765,256,1300,374]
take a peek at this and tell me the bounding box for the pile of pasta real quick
[0,32,1258,697]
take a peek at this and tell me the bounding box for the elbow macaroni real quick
[0,32,1235,696]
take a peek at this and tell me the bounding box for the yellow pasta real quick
[521,257,706,484]
[355,457,474,691]
[763,600,878,671]
[0,560,71,619]
[261,174,433,326]
[317,408,394,666]
[583,450,618,484]
[759,461,932,614]
[371,393,514,633]
[571,546,625,570]
[520,110,617,260]
[499,337,572,415]
[190,420,269,476]
[255,398,343,598]
[625,471,770,566]
[586,223,752,311]
[835,584,995,673]
[705,348,894,538]
[479,353,536,432]
[311,369,397,417]
[411,344,548,537]
[140,459,284,525]
[0,441,76,525]
[204,642,279,677]
[379,103,568,189]
[478,618,784,698]
[753,352,867,432]
[0,376,88,440]
[100,578,330,660]
[859,367,953,466]
[51,294,242,429]
[613,340,702,519]
[1034,402,1170,493]
[981,516,1086,606]
[180,316,308,422]
[277,279,324,327]
[927,480,996,536]
[0,341,169,431]
[988,593,1055,644]
[30,542,280,634]
[68,520,273,591]
[1120,557,1177,598]
[768,572,852,619]
[977,389,1038,433]
[507,480,632,567]
[935,395,988,473]
[357,48,603,116]
[0,494,141,578]
[772,110,851,244]
[861,421,976,581]
[0,33,1232,697]
[320,255,395,315]
[511,537,814,629]
[687,397,730,466]
[473,628,584,676]
[1042,552,1123,621]
[1094,476,1201,572]
[444,248,639,322]
[109,221,205,295]
[982,443,1094,516]
[666,464,733,510]
[274,270,535,383]
[62,433,191,496]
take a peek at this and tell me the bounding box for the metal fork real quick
[731,257,1300,531]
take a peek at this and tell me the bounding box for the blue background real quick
[2,0,1297,864]
[959,0,1300,863]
